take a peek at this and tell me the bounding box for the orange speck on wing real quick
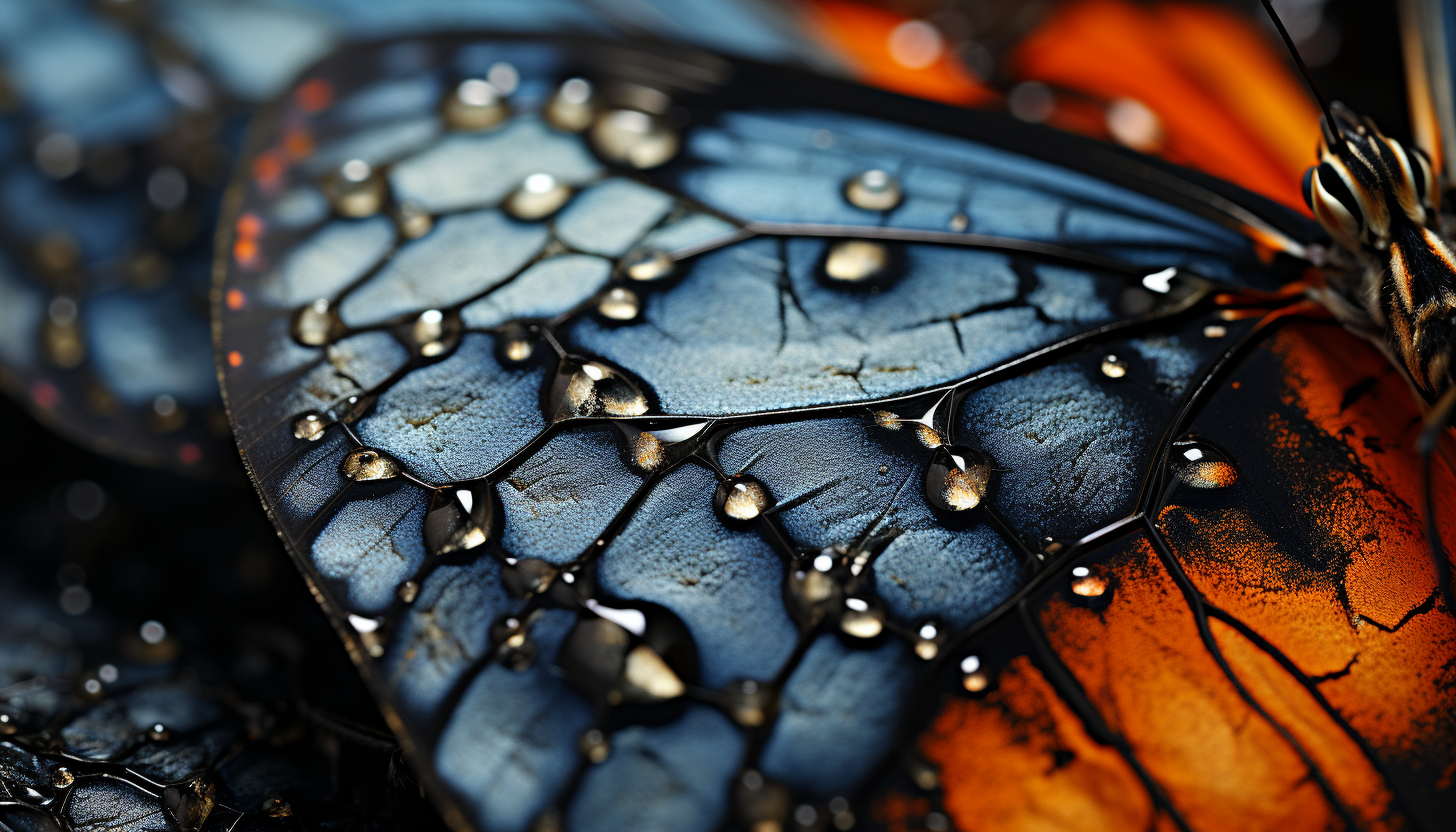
[295,78,333,113]
[29,380,60,409]
[232,238,259,267]
[227,351,244,368]
[225,288,246,311]
[283,129,314,161]
[252,151,286,189]
[798,0,995,106]
[235,213,264,239]
[918,655,1155,832]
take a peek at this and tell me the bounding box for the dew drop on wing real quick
[543,357,649,421]
[423,482,498,557]
[714,475,773,524]
[442,78,510,131]
[589,108,679,170]
[623,248,675,282]
[292,299,341,347]
[1171,438,1238,488]
[923,445,993,511]
[162,775,214,832]
[339,448,400,481]
[504,173,572,220]
[843,169,903,211]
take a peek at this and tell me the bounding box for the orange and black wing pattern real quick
[871,319,1456,831]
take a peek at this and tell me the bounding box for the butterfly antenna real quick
[1259,0,1341,140]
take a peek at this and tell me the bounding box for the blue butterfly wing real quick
[215,35,1318,831]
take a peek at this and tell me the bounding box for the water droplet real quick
[823,239,890,284]
[623,248,675,282]
[292,298,341,347]
[1203,324,1228,338]
[163,775,215,832]
[501,558,558,599]
[839,596,884,639]
[140,620,167,644]
[293,411,328,441]
[1106,97,1163,152]
[1100,354,1128,379]
[0,714,13,736]
[491,615,538,670]
[393,200,433,239]
[408,308,461,358]
[545,77,595,132]
[962,671,989,692]
[1172,439,1238,488]
[590,109,679,169]
[630,431,664,471]
[504,173,572,220]
[948,212,969,231]
[397,580,419,604]
[348,614,386,657]
[844,169,903,211]
[1070,566,1108,597]
[561,616,631,700]
[501,336,534,363]
[722,678,775,727]
[326,159,387,218]
[906,754,940,791]
[733,770,792,831]
[424,483,497,556]
[149,723,169,741]
[622,643,687,702]
[914,623,940,659]
[795,804,819,828]
[915,423,943,449]
[443,78,509,131]
[262,796,292,818]
[925,812,951,832]
[579,729,610,764]
[545,357,650,420]
[596,287,641,321]
[51,768,74,788]
[924,445,992,511]
[786,562,840,630]
[715,476,772,523]
[340,448,400,481]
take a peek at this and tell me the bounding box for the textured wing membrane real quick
[881,322,1456,832]
[216,35,1334,832]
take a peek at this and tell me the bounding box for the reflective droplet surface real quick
[1070,565,1109,597]
[339,448,400,481]
[924,445,992,511]
[409,308,461,358]
[261,797,292,818]
[443,78,509,131]
[579,729,610,764]
[504,173,572,220]
[393,200,433,239]
[545,77,594,132]
[823,239,890,283]
[715,476,772,523]
[960,654,989,692]
[545,358,650,420]
[1203,324,1228,338]
[292,299,341,347]
[501,558,559,599]
[623,248,674,282]
[621,643,687,703]
[839,596,884,639]
[630,431,664,472]
[293,412,327,441]
[1172,439,1238,488]
[51,768,74,788]
[491,615,538,670]
[590,109,679,169]
[1100,354,1128,378]
[596,287,640,321]
[844,169,902,211]
[397,580,420,604]
[423,483,497,556]
[326,159,386,218]
[722,679,775,727]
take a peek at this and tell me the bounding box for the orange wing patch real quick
[917,655,1156,832]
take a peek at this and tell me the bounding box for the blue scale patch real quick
[215,35,1312,832]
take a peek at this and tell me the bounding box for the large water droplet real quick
[406,308,461,358]
[823,239,890,284]
[292,298,342,347]
[393,200,433,239]
[1070,565,1109,597]
[623,248,674,282]
[1100,354,1128,379]
[504,172,572,220]
[839,595,884,639]
[590,109,679,169]
[544,357,650,420]
[1172,439,1238,488]
[443,78,509,131]
[715,475,772,524]
[924,445,992,511]
[596,287,641,322]
[293,411,328,441]
[844,169,903,211]
[340,448,400,481]
[545,77,594,132]
[423,482,497,556]
[326,159,387,218]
